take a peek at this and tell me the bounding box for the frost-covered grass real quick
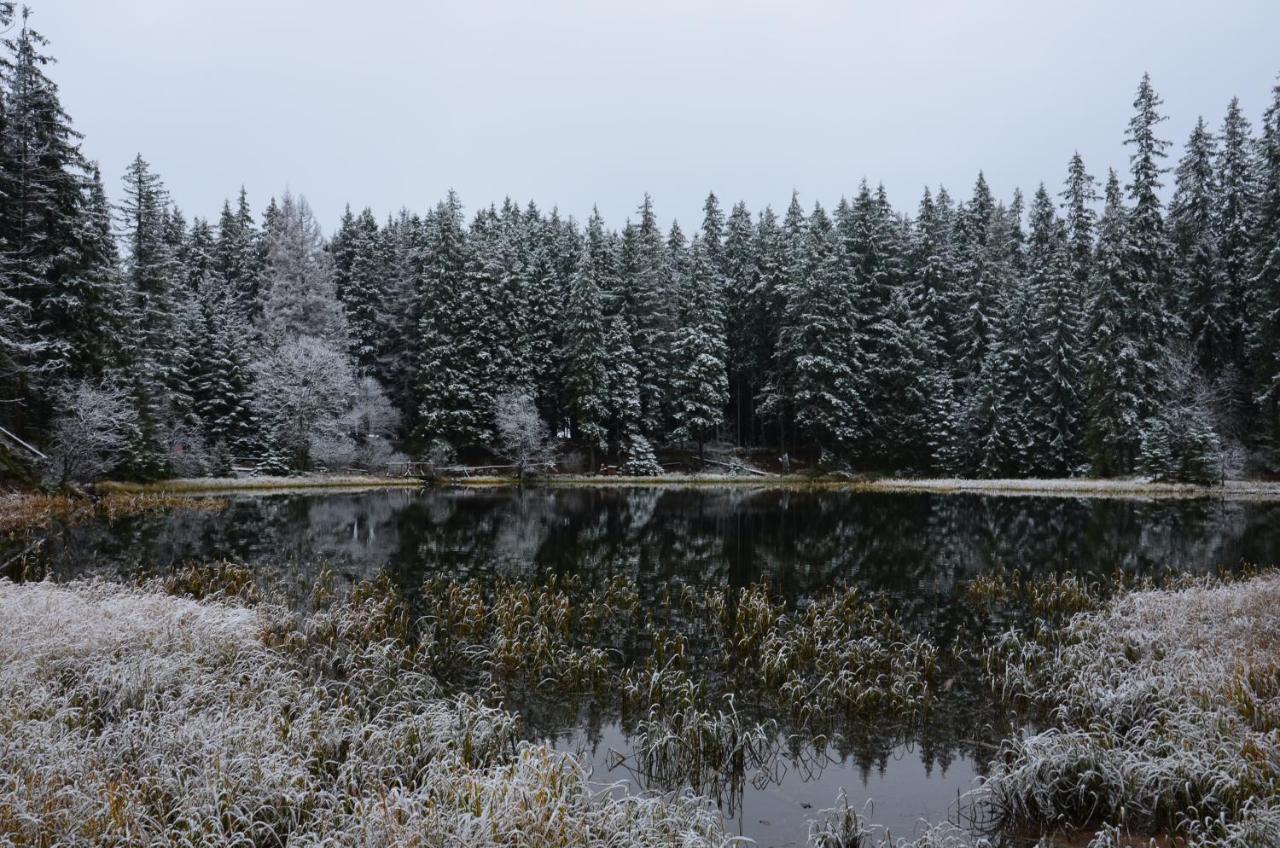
[0,577,731,847]
[976,572,1280,845]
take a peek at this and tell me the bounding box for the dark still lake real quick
[12,486,1280,846]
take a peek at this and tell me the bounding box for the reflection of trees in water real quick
[34,488,1278,621]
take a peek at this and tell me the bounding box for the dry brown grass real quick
[0,493,228,535]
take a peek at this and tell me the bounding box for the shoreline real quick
[84,472,1280,500]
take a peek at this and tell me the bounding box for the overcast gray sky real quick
[35,0,1280,234]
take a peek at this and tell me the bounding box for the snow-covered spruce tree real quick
[328,204,360,303]
[669,236,728,459]
[1124,73,1179,343]
[483,200,535,397]
[0,14,118,428]
[519,204,573,429]
[605,313,661,475]
[341,207,387,374]
[755,196,805,452]
[722,200,758,444]
[375,208,426,422]
[196,275,256,455]
[1170,117,1229,375]
[114,154,180,478]
[1085,171,1147,474]
[967,264,1036,478]
[840,183,926,467]
[1026,184,1085,475]
[618,194,674,440]
[1214,97,1255,387]
[909,187,962,472]
[776,203,866,461]
[1249,79,1280,458]
[1059,152,1098,311]
[38,161,122,389]
[215,187,261,316]
[415,191,491,450]
[562,209,611,467]
[952,172,1002,379]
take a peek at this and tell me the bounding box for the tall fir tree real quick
[0,12,115,429]
[669,236,728,457]
[953,172,1001,377]
[215,187,261,316]
[1124,74,1178,345]
[618,194,673,439]
[1170,117,1228,374]
[775,204,866,458]
[1248,79,1280,455]
[1027,184,1085,473]
[416,191,491,448]
[722,200,758,444]
[115,154,180,478]
[562,209,610,465]
[1215,97,1256,385]
[1086,170,1152,473]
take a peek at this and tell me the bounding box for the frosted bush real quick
[977,573,1280,845]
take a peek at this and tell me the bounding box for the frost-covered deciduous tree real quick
[494,387,557,484]
[46,379,132,484]
[343,376,403,471]
[252,336,357,473]
[259,191,347,347]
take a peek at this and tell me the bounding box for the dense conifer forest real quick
[2,4,1280,483]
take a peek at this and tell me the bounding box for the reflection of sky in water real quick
[556,722,977,847]
[14,486,1280,845]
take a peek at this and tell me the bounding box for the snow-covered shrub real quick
[621,433,663,476]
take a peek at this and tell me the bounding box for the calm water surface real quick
[10,486,1280,846]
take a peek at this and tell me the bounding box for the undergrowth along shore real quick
[1,567,1277,846]
[87,473,1280,500]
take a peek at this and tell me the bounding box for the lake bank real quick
[89,472,1280,500]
